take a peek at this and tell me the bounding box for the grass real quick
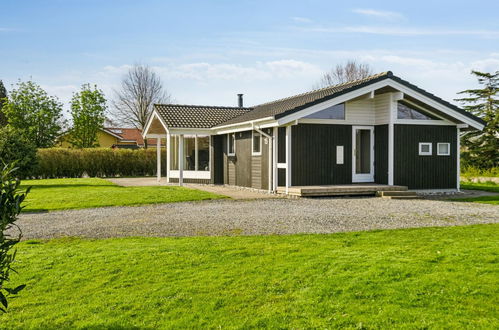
[21,178,226,212]
[1,225,498,328]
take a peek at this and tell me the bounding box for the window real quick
[419,142,432,156]
[305,103,345,120]
[437,143,450,156]
[227,133,236,156]
[252,131,262,156]
[397,102,437,120]
[170,135,210,171]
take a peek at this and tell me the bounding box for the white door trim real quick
[352,126,375,183]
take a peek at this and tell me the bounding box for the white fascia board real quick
[213,116,274,130]
[214,119,277,135]
[168,128,212,135]
[386,80,485,130]
[143,134,164,138]
[394,119,456,126]
[277,80,389,126]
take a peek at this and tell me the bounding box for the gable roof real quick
[219,72,392,126]
[150,71,485,132]
[154,104,252,129]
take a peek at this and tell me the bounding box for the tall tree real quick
[3,81,64,148]
[315,60,373,88]
[455,70,499,169]
[0,80,7,127]
[112,64,171,131]
[69,84,107,148]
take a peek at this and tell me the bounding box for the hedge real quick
[35,148,166,178]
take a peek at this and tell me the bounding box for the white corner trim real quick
[456,128,460,191]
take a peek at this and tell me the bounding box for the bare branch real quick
[111,64,172,130]
[314,60,374,89]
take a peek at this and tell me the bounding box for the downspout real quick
[253,124,274,194]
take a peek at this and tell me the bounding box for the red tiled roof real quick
[104,128,165,146]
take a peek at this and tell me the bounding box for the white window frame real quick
[419,142,432,156]
[252,131,262,156]
[227,133,236,156]
[437,142,450,156]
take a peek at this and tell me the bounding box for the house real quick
[58,127,165,149]
[143,72,485,194]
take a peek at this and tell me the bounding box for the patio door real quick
[352,126,374,183]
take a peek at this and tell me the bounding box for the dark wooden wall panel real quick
[394,125,457,189]
[374,125,388,184]
[277,127,286,163]
[212,135,224,184]
[291,124,352,186]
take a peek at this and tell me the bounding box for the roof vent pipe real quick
[237,94,243,108]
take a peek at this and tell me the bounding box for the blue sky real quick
[1,0,499,112]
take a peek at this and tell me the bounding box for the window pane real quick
[197,136,210,171]
[228,133,235,154]
[397,102,436,120]
[438,143,449,155]
[183,136,196,170]
[305,103,345,119]
[253,132,261,153]
[421,144,430,153]
[171,135,178,170]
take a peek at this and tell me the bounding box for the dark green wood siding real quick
[277,127,286,163]
[394,124,457,189]
[374,125,388,184]
[291,124,352,185]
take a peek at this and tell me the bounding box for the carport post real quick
[179,134,184,186]
[156,137,161,182]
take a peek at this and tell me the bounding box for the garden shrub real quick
[0,127,37,179]
[35,148,165,178]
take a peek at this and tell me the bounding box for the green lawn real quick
[1,225,498,328]
[456,181,499,205]
[21,178,226,212]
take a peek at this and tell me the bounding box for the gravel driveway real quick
[17,198,498,239]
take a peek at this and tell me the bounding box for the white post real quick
[285,125,292,194]
[457,127,461,191]
[194,135,198,171]
[179,134,184,186]
[273,127,278,192]
[388,93,395,186]
[166,133,171,183]
[156,137,161,182]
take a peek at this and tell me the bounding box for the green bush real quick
[35,148,165,178]
[0,127,37,179]
[461,165,499,179]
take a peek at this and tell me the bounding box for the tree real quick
[69,84,107,148]
[0,127,37,178]
[0,80,7,127]
[315,60,373,88]
[112,64,171,133]
[0,163,29,312]
[2,80,64,148]
[455,70,499,169]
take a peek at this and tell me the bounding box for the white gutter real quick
[253,124,274,194]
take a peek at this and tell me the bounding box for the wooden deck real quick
[277,184,408,197]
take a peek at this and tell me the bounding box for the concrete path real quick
[106,177,280,200]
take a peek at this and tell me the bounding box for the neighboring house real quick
[143,72,485,193]
[58,128,165,149]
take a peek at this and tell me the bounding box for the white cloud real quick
[291,16,312,23]
[296,25,499,38]
[352,9,404,20]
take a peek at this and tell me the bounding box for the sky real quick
[1,0,499,114]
